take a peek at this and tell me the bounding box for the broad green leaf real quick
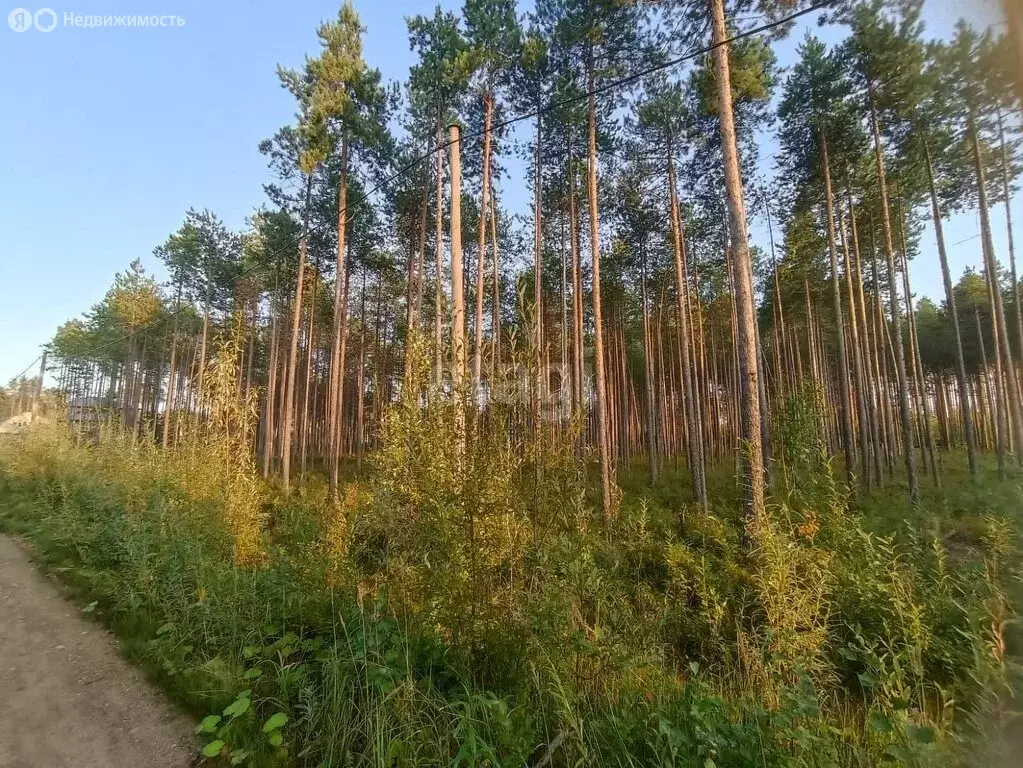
[196,715,221,734]
[223,695,251,718]
[201,740,225,758]
[268,731,284,747]
[262,712,289,733]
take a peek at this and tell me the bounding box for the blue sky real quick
[0,0,1013,384]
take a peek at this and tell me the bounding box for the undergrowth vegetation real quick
[0,344,1020,767]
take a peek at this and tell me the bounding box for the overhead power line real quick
[10,0,834,386]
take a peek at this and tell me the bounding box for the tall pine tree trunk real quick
[569,150,584,421]
[923,139,979,480]
[821,135,857,484]
[449,123,467,456]
[710,0,764,524]
[473,92,493,395]
[838,201,872,490]
[868,85,919,506]
[586,53,615,517]
[641,243,660,484]
[490,182,502,380]
[435,123,445,387]
[280,172,314,494]
[971,111,1023,465]
[162,282,181,450]
[998,111,1023,386]
[328,134,350,499]
[668,145,707,508]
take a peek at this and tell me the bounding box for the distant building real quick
[67,396,113,425]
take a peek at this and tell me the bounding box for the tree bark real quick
[868,85,919,506]
[280,172,314,493]
[668,145,707,508]
[710,0,764,525]
[449,123,467,457]
[821,135,857,484]
[586,52,615,517]
[435,123,445,387]
[998,111,1023,390]
[328,133,350,499]
[473,92,493,395]
[971,111,1023,465]
[923,139,979,480]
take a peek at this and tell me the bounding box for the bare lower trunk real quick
[162,283,181,449]
[328,135,350,498]
[473,93,493,396]
[998,112,1023,391]
[449,123,466,457]
[868,85,918,506]
[711,0,763,525]
[668,145,707,508]
[280,172,314,494]
[821,135,857,484]
[972,111,1023,466]
[641,246,660,484]
[923,139,978,480]
[586,55,615,517]
[435,124,445,387]
[490,183,501,380]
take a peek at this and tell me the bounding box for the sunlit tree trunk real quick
[280,173,313,494]
[837,201,872,491]
[667,144,706,508]
[868,84,918,506]
[641,243,660,484]
[490,183,501,381]
[435,123,445,387]
[162,281,181,450]
[473,92,493,396]
[923,140,978,480]
[449,123,466,456]
[998,111,1023,388]
[569,151,584,421]
[586,50,615,517]
[821,135,857,484]
[328,134,350,499]
[971,111,1023,466]
[710,0,764,525]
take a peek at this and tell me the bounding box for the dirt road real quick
[0,535,194,768]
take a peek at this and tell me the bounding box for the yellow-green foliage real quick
[358,333,530,645]
[184,323,265,566]
[742,503,833,701]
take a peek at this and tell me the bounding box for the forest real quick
[1,0,1022,765]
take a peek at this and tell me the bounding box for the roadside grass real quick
[0,377,1020,767]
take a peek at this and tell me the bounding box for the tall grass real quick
[0,344,1019,766]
